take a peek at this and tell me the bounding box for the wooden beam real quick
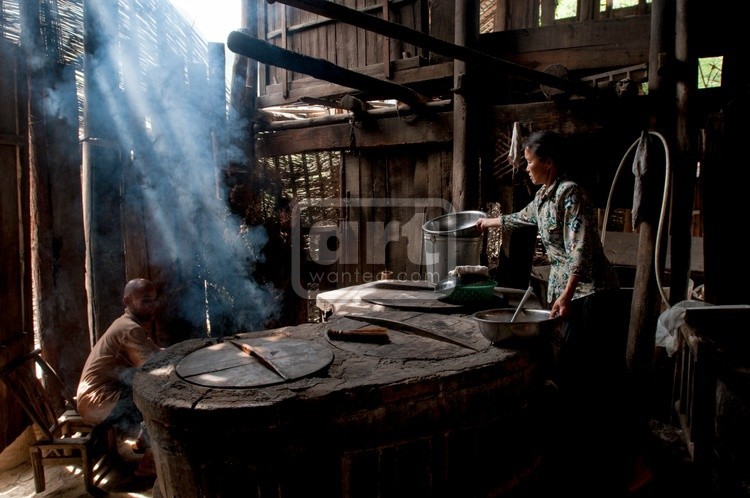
[669,0,697,305]
[478,16,651,72]
[227,30,430,111]
[452,0,479,212]
[256,111,453,157]
[256,58,453,108]
[266,0,600,97]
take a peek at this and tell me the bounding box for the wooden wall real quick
[256,0,448,108]
[0,38,33,452]
[337,146,452,285]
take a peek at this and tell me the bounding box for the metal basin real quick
[472,308,562,343]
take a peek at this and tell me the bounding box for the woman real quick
[475,129,618,318]
[476,130,648,493]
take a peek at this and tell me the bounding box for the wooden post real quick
[231,0,259,222]
[382,0,391,79]
[701,10,750,305]
[281,4,289,98]
[451,0,479,211]
[22,3,90,388]
[82,0,127,344]
[625,0,673,382]
[540,0,555,26]
[0,36,33,450]
[668,0,697,305]
[578,0,599,21]
[493,0,508,31]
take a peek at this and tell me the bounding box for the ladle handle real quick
[511,286,534,323]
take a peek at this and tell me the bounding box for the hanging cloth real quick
[631,130,651,227]
[508,122,523,176]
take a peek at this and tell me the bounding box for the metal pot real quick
[472,308,562,343]
[422,211,487,284]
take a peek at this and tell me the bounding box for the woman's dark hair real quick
[523,130,568,172]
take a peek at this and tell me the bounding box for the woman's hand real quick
[551,275,580,318]
[475,217,501,232]
[550,296,571,319]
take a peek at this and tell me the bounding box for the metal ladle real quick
[510,285,534,322]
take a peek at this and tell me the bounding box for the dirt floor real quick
[0,427,155,498]
[0,419,702,498]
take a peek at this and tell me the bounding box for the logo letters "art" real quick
[291,198,452,297]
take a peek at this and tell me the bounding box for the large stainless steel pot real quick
[422,211,487,284]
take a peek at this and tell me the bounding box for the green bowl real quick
[443,279,497,304]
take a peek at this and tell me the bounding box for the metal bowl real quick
[422,211,487,238]
[472,308,563,343]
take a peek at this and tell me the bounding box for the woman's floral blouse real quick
[500,178,619,304]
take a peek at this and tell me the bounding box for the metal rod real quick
[511,285,534,322]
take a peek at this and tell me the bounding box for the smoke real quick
[76,0,279,337]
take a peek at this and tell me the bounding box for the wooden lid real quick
[175,335,334,388]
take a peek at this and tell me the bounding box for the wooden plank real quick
[0,146,25,340]
[382,0,391,78]
[387,155,413,276]
[0,36,32,452]
[29,64,90,389]
[340,152,362,284]
[478,15,650,71]
[428,0,453,65]
[359,155,375,280]
[268,0,598,97]
[0,42,27,347]
[540,0,555,26]
[256,111,453,156]
[411,153,430,273]
[227,32,430,110]
[440,148,452,208]
[494,0,508,31]
[578,0,598,21]
[258,0,269,96]
[256,58,452,108]
[281,5,290,97]
[508,0,535,30]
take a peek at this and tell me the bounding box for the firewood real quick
[327,326,390,344]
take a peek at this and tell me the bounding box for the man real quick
[76,278,163,477]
